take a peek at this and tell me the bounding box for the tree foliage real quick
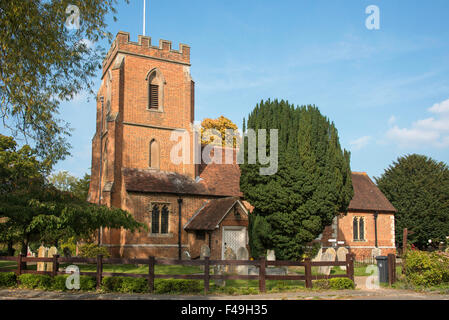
[0,0,128,172]
[48,171,90,200]
[0,134,143,254]
[240,99,353,260]
[375,154,449,249]
[201,115,240,147]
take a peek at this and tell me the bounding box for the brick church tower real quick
[88,32,247,259]
[89,31,196,208]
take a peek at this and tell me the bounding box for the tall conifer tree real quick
[240,99,353,260]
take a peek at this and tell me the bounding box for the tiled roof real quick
[123,168,211,195]
[197,145,242,197]
[348,172,396,213]
[184,197,243,231]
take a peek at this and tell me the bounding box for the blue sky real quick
[48,0,449,180]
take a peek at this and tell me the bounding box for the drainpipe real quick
[374,211,378,248]
[178,198,183,260]
[98,96,104,246]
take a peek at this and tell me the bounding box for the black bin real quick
[375,256,389,283]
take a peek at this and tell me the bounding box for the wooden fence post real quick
[148,256,155,293]
[346,253,354,283]
[17,253,25,277]
[387,253,396,285]
[204,257,210,295]
[52,254,59,277]
[96,254,103,289]
[304,258,312,289]
[259,256,266,293]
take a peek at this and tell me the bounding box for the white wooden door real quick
[222,227,247,259]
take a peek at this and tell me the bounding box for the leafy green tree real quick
[0,0,129,172]
[0,134,143,256]
[48,171,90,200]
[240,99,353,260]
[375,154,449,249]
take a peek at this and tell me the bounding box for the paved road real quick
[0,287,448,300]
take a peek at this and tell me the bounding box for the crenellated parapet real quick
[102,31,190,76]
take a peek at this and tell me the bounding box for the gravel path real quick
[1,287,448,300]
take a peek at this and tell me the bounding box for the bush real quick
[404,250,449,287]
[51,275,68,291]
[120,277,147,293]
[154,279,203,294]
[329,278,355,290]
[18,274,52,290]
[102,276,124,292]
[78,243,110,258]
[313,279,331,290]
[0,272,16,287]
[79,276,96,291]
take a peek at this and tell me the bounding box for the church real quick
[87,31,396,261]
[87,31,250,260]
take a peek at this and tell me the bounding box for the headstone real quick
[224,247,237,273]
[37,246,47,272]
[181,250,191,260]
[266,249,276,261]
[318,248,337,276]
[336,247,349,270]
[213,265,226,287]
[312,248,323,262]
[46,246,58,272]
[236,247,249,275]
[200,245,210,259]
[371,248,382,262]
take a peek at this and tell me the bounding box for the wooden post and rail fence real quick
[0,253,360,293]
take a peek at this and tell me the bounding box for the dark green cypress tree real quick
[240,100,353,260]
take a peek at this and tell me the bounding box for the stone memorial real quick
[224,247,236,273]
[266,250,276,261]
[46,246,58,272]
[336,247,349,270]
[318,248,336,276]
[236,247,249,275]
[37,246,47,272]
[181,250,191,260]
[312,248,323,262]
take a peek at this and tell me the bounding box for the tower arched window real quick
[149,139,160,169]
[146,68,165,111]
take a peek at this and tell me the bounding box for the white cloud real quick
[429,98,449,114]
[388,115,397,125]
[350,136,371,150]
[385,98,449,148]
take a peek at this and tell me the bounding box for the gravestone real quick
[266,250,276,261]
[312,248,323,262]
[46,246,58,272]
[181,250,191,260]
[336,247,349,270]
[318,248,336,276]
[224,247,237,273]
[37,246,47,272]
[213,265,226,287]
[199,245,210,271]
[371,248,382,261]
[236,247,249,275]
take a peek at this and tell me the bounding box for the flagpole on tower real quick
[143,0,146,36]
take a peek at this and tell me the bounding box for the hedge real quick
[328,278,355,290]
[0,272,16,287]
[18,274,52,290]
[101,277,203,294]
[404,250,449,287]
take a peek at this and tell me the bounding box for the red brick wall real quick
[317,211,396,261]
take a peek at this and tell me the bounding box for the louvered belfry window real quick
[149,84,159,109]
